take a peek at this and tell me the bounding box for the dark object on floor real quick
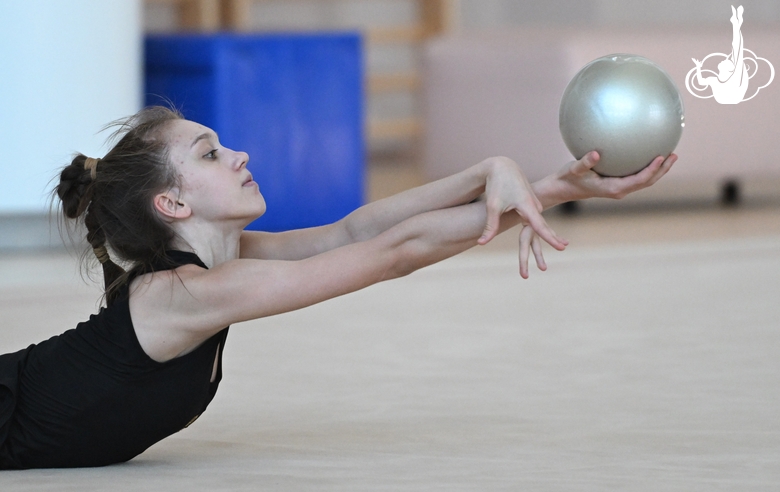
[559,201,580,215]
[721,180,740,206]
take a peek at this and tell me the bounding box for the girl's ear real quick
[153,188,191,221]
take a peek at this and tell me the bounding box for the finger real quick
[630,154,676,188]
[634,155,665,181]
[533,195,543,213]
[634,156,665,183]
[569,151,601,176]
[518,226,533,279]
[531,233,547,271]
[664,153,678,171]
[641,153,677,188]
[524,211,568,251]
[478,205,501,245]
[614,155,666,190]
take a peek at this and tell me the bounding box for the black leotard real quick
[0,251,228,469]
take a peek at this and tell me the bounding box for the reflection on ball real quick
[559,54,685,177]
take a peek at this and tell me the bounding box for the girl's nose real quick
[235,150,249,170]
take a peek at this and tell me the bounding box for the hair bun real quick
[57,154,96,218]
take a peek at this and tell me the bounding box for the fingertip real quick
[654,154,675,171]
[642,156,664,174]
[576,151,599,171]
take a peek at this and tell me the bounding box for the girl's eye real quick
[204,149,218,160]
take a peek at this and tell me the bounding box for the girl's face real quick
[165,119,266,226]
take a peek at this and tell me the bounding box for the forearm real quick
[389,201,523,276]
[530,174,572,211]
[343,159,493,243]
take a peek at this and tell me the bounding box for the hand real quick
[478,157,568,250]
[518,225,547,279]
[692,58,702,68]
[539,151,677,204]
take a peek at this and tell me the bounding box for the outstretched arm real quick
[354,151,677,280]
[134,152,677,360]
[240,157,563,260]
[134,196,527,361]
[241,151,676,262]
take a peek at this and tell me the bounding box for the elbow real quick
[387,233,431,279]
[339,214,360,245]
[342,212,374,244]
[392,253,419,279]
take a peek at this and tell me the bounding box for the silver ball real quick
[559,54,684,177]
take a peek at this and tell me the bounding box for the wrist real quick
[462,157,498,199]
[532,175,568,211]
[482,156,515,175]
[476,157,499,184]
[478,156,519,193]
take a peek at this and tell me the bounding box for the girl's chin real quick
[247,205,267,223]
[237,213,264,230]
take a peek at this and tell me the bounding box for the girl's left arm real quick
[240,156,526,260]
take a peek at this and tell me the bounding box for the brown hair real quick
[55,106,184,305]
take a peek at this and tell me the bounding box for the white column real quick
[0,0,142,214]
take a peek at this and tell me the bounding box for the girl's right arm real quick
[222,152,677,328]
[131,199,525,362]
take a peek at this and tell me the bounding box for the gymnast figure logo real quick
[685,5,774,104]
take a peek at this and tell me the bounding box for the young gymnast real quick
[0,106,676,469]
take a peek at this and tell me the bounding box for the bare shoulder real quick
[129,231,403,363]
[128,263,213,363]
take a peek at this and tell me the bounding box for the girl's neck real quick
[170,220,244,268]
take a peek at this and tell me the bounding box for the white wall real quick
[0,0,142,214]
